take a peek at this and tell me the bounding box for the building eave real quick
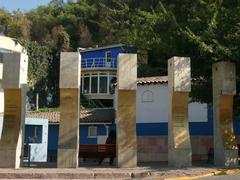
[81,67,117,71]
[78,43,127,53]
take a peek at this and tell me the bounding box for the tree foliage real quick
[0,0,239,109]
[21,40,52,108]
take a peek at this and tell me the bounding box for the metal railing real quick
[81,58,117,69]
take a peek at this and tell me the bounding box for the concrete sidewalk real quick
[0,162,224,179]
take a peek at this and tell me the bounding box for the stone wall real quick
[137,136,240,162]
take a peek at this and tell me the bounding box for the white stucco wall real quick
[0,117,48,162]
[114,83,208,123]
[136,84,208,123]
[25,118,48,162]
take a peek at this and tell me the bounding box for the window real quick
[109,76,117,94]
[106,51,111,62]
[81,73,116,95]
[99,74,108,93]
[83,74,90,93]
[91,74,98,93]
[142,90,154,102]
[0,53,3,63]
[24,125,42,143]
[88,126,97,138]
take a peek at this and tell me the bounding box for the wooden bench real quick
[79,144,116,159]
[207,145,240,163]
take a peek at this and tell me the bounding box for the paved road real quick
[197,174,240,180]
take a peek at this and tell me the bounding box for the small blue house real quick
[26,108,115,161]
[0,116,48,162]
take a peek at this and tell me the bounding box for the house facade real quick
[0,116,48,162]
[1,76,239,162]
[79,44,140,107]
[25,108,115,161]
[133,77,240,162]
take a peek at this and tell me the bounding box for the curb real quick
[164,169,240,180]
[0,171,152,179]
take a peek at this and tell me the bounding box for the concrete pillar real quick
[212,61,238,167]
[0,53,28,168]
[116,53,137,168]
[0,62,3,113]
[168,56,192,167]
[57,52,81,168]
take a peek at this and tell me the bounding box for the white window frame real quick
[81,72,117,95]
[88,126,97,138]
[105,51,112,63]
[90,73,98,94]
[82,74,90,94]
[99,72,108,94]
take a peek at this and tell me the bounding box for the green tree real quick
[21,40,52,108]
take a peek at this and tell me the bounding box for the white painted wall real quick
[114,83,208,123]
[0,117,48,162]
[136,84,208,123]
[25,118,48,162]
[137,84,168,123]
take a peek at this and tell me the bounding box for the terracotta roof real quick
[137,76,168,85]
[26,108,115,124]
[26,111,60,123]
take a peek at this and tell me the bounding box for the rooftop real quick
[137,76,168,85]
[0,108,115,124]
[78,43,127,53]
[27,108,115,124]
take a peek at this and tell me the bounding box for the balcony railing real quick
[81,58,117,69]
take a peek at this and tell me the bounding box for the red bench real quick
[79,144,116,159]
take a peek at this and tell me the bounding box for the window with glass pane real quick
[100,76,108,93]
[91,76,98,93]
[80,76,83,93]
[24,125,42,143]
[83,76,90,93]
[0,53,3,63]
[88,126,97,138]
[106,51,111,62]
[109,76,117,93]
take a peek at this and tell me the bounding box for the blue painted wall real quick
[81,47,124,69]
[46,105,240,159]
[47,124,109,155]
[79,125,108,144]
[80,45,137,69]
[136,105,240,136]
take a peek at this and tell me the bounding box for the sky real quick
[0,0,52,12]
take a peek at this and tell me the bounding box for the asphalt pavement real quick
[197,174,240,180]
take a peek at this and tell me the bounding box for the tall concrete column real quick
[0,62,3,113]
[168,56,192,167]
[116,53,137,168]
[212,61,238,167]
[0,53,28,168]
[58,52,81,168]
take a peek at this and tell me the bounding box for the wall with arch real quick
[136,84,208,124]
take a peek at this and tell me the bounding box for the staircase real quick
[80,93,105,108]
